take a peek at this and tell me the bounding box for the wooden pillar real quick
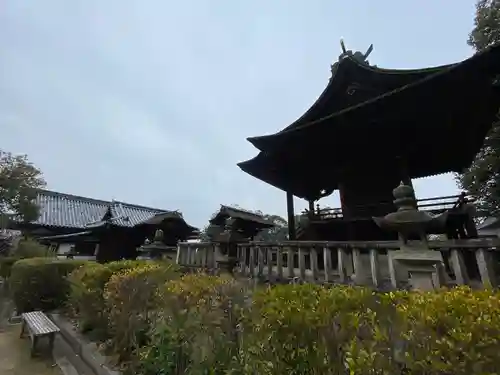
[286,192,296,240]
[308,200,314,213]
[338,182,348,217]
[398,157,413,188]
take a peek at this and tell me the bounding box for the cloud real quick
[0,0,475,228]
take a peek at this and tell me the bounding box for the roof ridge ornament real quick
[330,39,374,76]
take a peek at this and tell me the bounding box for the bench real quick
[20,311,60,357]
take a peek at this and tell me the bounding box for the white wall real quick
[57,243,74,255]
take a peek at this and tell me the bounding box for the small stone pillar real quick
[208,218,245,275]
[373,183,448,291]
[214,230,243,275]
[137,229,177,260]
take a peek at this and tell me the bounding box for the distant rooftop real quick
[28,189,188,230]
[210,204,275,228]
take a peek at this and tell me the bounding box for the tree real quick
[0,150,46,227]
[253,213,288,241]
[456,0,500,215]
[468,0,500,51]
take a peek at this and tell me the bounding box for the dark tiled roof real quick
[210,205,275,228]
[30,189,182,230]
[33,190,109,229]
[109,202,168,227]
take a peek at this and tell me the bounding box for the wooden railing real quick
[176,242,220,270]
[310,194,479,221]
[177,239,500,289]
[236,239,499,288]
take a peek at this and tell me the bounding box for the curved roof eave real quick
[261,54,455,137]
[278,59,351,132]
[237,156,318,200]
[247,43,500,152]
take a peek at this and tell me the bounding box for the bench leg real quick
[31,336,38,357]
[48,333,55,355]
[20,321,26,338]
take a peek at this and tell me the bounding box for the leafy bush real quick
[395,287,500,374]
[240,285,500,375]
[0,238,54,280]
[104,261,180,362]
[134,280,500,375]
[9,258,86,313]
[238,284,398,374]
[136,273,251,375]
[67,260,146,339]
[12,237,54,258]
[0,256,20,279]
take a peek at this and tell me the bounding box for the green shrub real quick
[12,237,54,258]
[136,273,251,375]
[67,259,145,339]
[9,258,86,313]
[240,285,500,375]
[104,261,179,363]
[134,281,500,375]
[1,238,55,280]
[0,256,20,279]
[394,287,500,374]
[238,284,398,375]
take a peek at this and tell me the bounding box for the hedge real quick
[136,273,250,375]
[134,279,500,375]
[16,260,497,375]
[14,237,55,258]
[9,257,86,313]
[67,259,150,339]
[1,237,56,280]
[243,285,500,375]
[0,256,20,279]
[104,261,179,362]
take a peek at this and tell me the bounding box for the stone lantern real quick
[373,183,449,290]
[137,229,177,260]
[212,218,245,274]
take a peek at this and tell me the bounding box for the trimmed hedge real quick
[67,260,148,339]
[1,237,56,280]
[14,237,54,258]
[136,273,250,375]
[135,279,500,375]
[20,259,498,375]
[9,258,86,313]
[104,261,180,362]
[0,256,19,279]
[245,285,500,374]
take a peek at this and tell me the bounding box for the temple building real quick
[13,189,198,261]
[238,41,500,241]
[206,205,275,241]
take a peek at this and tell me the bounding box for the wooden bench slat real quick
[22,311,60,335]
[20,311,60,357]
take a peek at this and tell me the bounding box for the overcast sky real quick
[1,0,476,228]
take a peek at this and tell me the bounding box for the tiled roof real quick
[109,202,171,227]
[210,205,275,228]
[29,189,182,230]
[33,190,109,229]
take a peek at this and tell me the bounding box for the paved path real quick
[0,281,62,375]
[0,324,62,375]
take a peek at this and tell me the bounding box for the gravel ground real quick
[0,324,62,375]
[0,280,62,375]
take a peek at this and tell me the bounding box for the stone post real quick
[373,183,448,291]
[137,229,177,260]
